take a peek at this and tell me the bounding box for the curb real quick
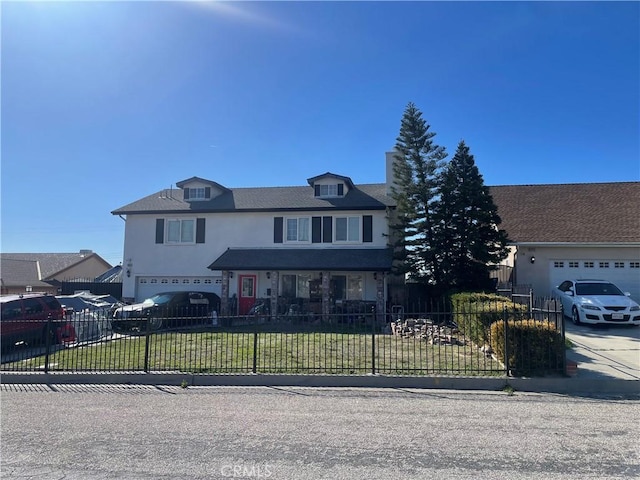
[2,372,638,397]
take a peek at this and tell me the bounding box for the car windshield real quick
[575,283,624,296]
[142,293,175,306]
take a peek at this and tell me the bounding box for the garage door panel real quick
[549,261,640,302]
[136,277,222,302]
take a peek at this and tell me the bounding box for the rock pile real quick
[389,318,465,346]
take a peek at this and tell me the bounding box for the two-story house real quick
[111,169,397,318]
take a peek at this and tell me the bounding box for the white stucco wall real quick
[121,210,389,300]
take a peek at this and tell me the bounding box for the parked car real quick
[111,291,221,334]
[1,293,69,350]
[553,279,640,326]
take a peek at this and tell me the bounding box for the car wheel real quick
[111,321,129,335]
[571,307,582,326]
[147,317,165,332]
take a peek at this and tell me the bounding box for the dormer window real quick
[184,187,211,201]
[308,173,353,198]
[189,188,206,200]
[315,183,344,197]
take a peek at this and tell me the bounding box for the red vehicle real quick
[1,293,68,350]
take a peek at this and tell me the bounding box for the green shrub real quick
[490,319,564,376]
[451,293,528,345]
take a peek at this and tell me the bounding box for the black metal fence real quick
[0,298,567,377]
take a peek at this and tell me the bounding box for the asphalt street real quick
[2,385,639,480]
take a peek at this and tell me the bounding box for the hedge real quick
[451,292,528,346]
[490,319,565,376]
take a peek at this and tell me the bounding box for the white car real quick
[554,279,640,326]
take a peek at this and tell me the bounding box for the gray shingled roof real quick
[111,183,394,215]
[112,179,639,244]
[489,182,640,243]
[208,248,393,271]
[0,252,110,279]
[0,258,51,288]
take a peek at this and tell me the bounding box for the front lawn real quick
[6,330,504,376]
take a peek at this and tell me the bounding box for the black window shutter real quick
[363,215,373,243]
[338,183,344,196]
[204,187,211,199]
[274,217,283,243]
[184,189,190,200]
[196,218,206,243]
[155,219,164,244]
[312,216,321,243]
[322,216,332,243]
[314,185,320,197]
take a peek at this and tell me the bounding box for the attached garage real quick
[548,258,640,301]
[490,182,640,302]
[135,276,222,303]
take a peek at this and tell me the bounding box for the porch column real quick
[269,271,279,321]
[375,272,385,325]
[221,270,230,316]
[321,271,331,320]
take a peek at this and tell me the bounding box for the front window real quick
[347,275,363,300]
[286,217,310,242]
[167,219,195,243]
[282,274,311,298]
[335,217,360,242]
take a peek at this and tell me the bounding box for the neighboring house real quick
[111,167,398,316]
[0,251,113,295]
[490,182,640,301]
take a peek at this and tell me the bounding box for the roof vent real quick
[79,249,93,256]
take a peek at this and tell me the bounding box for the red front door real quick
[238,275,256,315]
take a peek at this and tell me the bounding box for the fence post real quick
[143,315,151,373]
[559,299,567,375]
[503,305,510,376]
[371,306,376,375]
[252,321,258,374]
[44,314,52,374]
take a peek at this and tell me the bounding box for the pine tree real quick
[433,140,509,292]
[388,102,447,286]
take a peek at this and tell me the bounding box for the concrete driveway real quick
[565,321,640,380]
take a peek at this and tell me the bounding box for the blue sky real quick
[2,1,639,267]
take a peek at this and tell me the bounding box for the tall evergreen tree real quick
[433,140,509,292]
[388,102,447,286]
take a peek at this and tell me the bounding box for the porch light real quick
[530,256,536,264]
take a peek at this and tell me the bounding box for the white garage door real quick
[136,276,222,302]
[549,260,640,302]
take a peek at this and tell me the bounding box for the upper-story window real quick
[335,216,360,242]
[286,217,310,242]
[167,219,195,243]
[183,186,211,201]
[189,188,207,200]
[314,183,344,197]
[156,218,205,245]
